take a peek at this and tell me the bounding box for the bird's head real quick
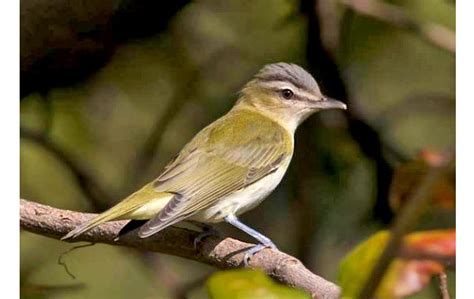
[236,63,347,131]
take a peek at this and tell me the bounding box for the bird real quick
[62,62,347,263]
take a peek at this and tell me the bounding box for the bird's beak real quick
[308,96,347,110]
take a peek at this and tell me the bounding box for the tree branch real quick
[342,0,455,54]
[20,199,341,299]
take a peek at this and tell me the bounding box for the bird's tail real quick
[61,207,125,240]
[61,184,172,240]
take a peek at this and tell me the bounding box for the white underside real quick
[126,158,292,223]
[190,158,291,223]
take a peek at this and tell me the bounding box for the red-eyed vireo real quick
[62,63,347,262]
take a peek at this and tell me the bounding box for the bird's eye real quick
[280,89,294,100]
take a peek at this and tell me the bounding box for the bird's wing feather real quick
[138,110,292,238]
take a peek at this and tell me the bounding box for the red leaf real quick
[404,230,455,257]
[389,149,455,211]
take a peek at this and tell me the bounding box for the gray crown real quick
[254,63,321,94]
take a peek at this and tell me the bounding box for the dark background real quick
[20,0,455,298]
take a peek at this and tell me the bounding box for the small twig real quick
[342,0,455,53]
[357,152,454,299]
[438,272,450,299]
[20,199,341,299]
[20,128,112,211]
[398,251,455,269]
[57,243,96,279]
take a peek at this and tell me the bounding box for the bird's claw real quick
[193,228,220,249]
[243,242,277,266]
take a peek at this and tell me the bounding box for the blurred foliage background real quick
[20,0,455,298]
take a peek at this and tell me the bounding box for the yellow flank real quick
[121,186,173,220]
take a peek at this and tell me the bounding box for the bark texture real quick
[20,199,341,299]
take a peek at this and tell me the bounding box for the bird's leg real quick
[185,221,220,249]
[224,214,277,265]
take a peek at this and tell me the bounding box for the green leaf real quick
[206,269,310,299]
[338,231,390,298]
[338,230,453,298]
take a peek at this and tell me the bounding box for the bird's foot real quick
[243,241,277,266]
[193,227,220,249]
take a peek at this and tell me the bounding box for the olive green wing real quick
[137,111,292,238]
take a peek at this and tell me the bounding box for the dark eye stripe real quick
[268,86,319,104]
[293,94,309,102]
[291,93,321,104]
